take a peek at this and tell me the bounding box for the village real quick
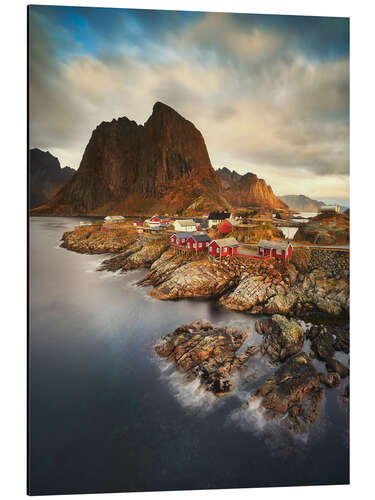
[88,211,295,262]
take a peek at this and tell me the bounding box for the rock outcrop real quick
[98,236,169,271]
[219,248,349,319]
[244,353,323,433]
[155,320,258,396]
[60,224,138,254]
[255,315,304,362]
[155,315,349,432]
[294,212,349,245]
[32,102,229,216]
[306,324,349,380]
[148,256,238,300]
[29,148,75,209]
[216,167,288,210]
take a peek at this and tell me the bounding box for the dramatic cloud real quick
[28,6,349,200]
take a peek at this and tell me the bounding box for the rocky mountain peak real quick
[29,149,75,209]
[31,102,287,215]
[32,103,228,216]
[216,168,287,210]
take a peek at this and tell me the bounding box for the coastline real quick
[60,224,349,323]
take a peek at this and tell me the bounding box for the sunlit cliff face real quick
[28,7,349,201]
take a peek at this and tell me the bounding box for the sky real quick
[28,6,349,202]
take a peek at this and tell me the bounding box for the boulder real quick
[325,358,349,378]
[244,353,323,433]
[154,320,251,395]
[256,315,304,362]
[319,372,341,388]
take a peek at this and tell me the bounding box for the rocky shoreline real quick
[155,316,349,433]
[60,225,349,434]
[141,246,349,322]
[60,226,349,322]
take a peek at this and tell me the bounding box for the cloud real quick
[28,7,349,199]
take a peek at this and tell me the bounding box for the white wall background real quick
[0,1,374,499]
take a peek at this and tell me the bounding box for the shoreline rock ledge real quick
[154,320,260,396]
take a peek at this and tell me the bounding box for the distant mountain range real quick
[29,149,75,209]
[280,194,348,213]
[279,194,324,212]
[30,103,287,216]
[216,167,287,210]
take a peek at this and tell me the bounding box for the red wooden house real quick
[149,216,162,225]
[208,237,239,257]
[131,220,143,227]
[186,234,211,252]
[170,232,195,247]
[218,219,233,235]
[257,240,293,261]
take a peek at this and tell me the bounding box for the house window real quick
[193,243,196,249]
[216,248,220,255]
[198,242,202,248]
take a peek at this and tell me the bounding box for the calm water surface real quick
[28,217,349,495]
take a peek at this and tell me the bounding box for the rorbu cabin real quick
[257,240,293,261]
[173,219,197,232]
[170,232,195,247]
[208,237,239,257]
[186,234,211,252]
[148,216,162,226]
[218,219,233,235]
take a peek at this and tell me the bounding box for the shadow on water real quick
[28,217,349,495]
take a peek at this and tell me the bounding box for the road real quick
[239,242,349,251]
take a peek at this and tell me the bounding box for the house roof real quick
[210,237,239,248]
[258,240,291,250]
[174,219,196,226]
[188,234,211,242]
[173,232,195,239]
[208,211,230,220]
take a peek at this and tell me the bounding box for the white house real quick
[104,215,125,223]
[173,219,197,232]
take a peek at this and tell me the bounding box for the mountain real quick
[279,194,324,212]
[216,167,288,210]
[216,167,242,189]
[29,149,75,209]
[31,103,288,216]
[32,102,229,216]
